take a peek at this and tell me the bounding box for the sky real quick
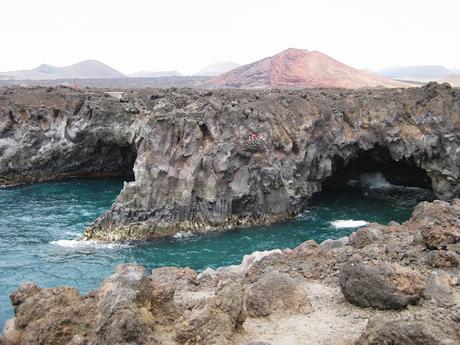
[0,0,459,75]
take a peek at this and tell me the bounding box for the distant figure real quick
[249,132,257,141]
[72,82,79,90]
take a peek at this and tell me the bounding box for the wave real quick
[173,231,193,239]
[359,172,392,190]
[50,239,125,249]
[330,220,369,228]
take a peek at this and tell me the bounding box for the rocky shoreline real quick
[1,198,459,344]
[0,83,459,241]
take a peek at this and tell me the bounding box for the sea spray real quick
[359,172,392,189]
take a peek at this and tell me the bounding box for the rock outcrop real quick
[0,83,459,241]
[339,257,425,309]
[2,199,460,344]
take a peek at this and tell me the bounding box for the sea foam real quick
[50,239,124,249]
[330,220,369,228]
[359,172,392,190]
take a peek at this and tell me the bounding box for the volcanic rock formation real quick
[0,83,459,241]
[1,199,460,344]
[206,48,412,89]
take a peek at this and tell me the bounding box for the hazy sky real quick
[1,0,459,75]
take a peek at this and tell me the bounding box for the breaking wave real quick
[50,239,125,249]
[330,220,369,228]
[359,172,392,190]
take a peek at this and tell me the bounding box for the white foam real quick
[359,172,392,190]
[50,239,124,249]
[330,220,369,228]
[173,231,193,239]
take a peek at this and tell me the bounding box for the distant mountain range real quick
[206,48,411,89]
[0,54,457,88]
[194,61,240,76]
[377,65,458,82]
[0,60,125,80]
[129,70,183,78]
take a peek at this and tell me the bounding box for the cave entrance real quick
[75,141,137,182]
[323,144,432,190]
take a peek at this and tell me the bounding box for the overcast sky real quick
[1,0,459,75]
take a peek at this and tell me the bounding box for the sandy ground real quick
[234,282,397,345]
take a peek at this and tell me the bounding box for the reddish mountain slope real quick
[206,48,412,89]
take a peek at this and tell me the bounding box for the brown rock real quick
[411,200,460,249]
[424,270,456,307]
[356,316,460,345]
[349,223,384,248]
[339,257,425,309]
[175,280,245,345]
[426,250,459,267]
[245,271,312,317]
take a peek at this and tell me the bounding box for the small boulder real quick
[349,223,384,248]
[320,236,349,249]
[339,257,424,309]
[175,280,245,345]
[244,270,312,317]
[424,269,456,307]
[426,250,459,268]
[411,200,460,249]
[356,316,460,345]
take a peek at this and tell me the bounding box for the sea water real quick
[0,176,434,329]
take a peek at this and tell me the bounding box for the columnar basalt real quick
[0,83,459,240]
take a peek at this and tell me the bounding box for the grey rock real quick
[320,236,349,249]
[0,85,459,241]
[424,269,456,307]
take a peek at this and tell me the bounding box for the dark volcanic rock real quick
[0,83,459,240]
[339,257,425,309]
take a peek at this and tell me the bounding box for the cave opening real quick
[310,144,436,218]
[74,141,137,182]
[322,144,433,190]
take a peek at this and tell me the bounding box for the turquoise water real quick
[0,177,433,329]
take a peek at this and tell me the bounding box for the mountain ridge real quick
[206,48,411,89]
[0,60,125,80]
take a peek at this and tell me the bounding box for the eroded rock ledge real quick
[1,199,460,344]
[1,83,459,240]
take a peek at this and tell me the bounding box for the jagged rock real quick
[349,224,384,248]
[244,271,312,317]
[94,264,156,344]
[339,257,425,309]
[0,85,459,240]
[174,280,245,345]
[355,315,460,345]
[424,269,456,307]
[426,249,459,267]
[320,236,349,249]
[411,200,460,249]
[151,266,198,321]
[2,200,460,344]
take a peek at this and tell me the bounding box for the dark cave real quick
[323,144,432,190]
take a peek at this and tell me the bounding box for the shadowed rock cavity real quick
[324,144,433,189]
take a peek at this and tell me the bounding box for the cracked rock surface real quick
[0,83,459,240]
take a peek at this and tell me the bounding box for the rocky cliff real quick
[1,199,460,344]
[0,83,459,240]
